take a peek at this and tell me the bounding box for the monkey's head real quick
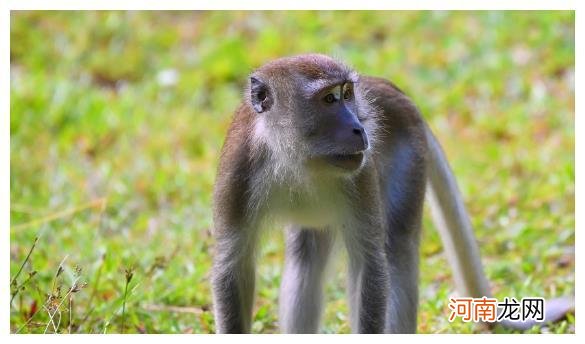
[248,54,374,175]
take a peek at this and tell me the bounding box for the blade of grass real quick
[121,268,134,333]
[81,252,106,325]
[10,270,37,306]
[11,198,107,231]
[68,295,73,333]
[44,276,80,334]
[10,236,38,287]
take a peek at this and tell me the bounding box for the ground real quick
[10,11,574,333]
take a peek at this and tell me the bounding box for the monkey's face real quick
[250,79,370,173]
[299,81,369,172]
[249,55,371,175]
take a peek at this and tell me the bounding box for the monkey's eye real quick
[343,83,354,101]
[324,93,336,104]
[343,88,353,100]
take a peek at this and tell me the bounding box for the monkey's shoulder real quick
[213,103,260,225]
[360,76,406,96]
[361,76,427,155]
[360,76,423,126]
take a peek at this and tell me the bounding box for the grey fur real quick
[212,55,426,333]
[279,227,335,333]
[210,54,573,334]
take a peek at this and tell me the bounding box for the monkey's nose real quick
[352,127,369,150]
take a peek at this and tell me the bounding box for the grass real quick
[10,11,575,333]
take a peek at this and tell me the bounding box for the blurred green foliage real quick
[10,11,574,333]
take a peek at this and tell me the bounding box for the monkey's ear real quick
[250,77,273,113]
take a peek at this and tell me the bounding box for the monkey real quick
[210,54,574,333]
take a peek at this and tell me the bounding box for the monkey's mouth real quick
[324,152,364,171]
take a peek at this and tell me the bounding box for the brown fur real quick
[212,54,428,333]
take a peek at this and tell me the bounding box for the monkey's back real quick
[360,76,429,235]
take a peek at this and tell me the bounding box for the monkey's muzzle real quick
[325,152,364,171]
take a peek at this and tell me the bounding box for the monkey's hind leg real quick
[344,225,390,334]
[279,227,335,334]
[384,223,421,333]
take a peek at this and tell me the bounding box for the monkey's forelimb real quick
[211,229,258,333]
[279,228,335,333]
[424,125,574,331]
[345,233,390,334]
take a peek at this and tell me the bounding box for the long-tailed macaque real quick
[211,54,573,333]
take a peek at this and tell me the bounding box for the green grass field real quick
[10,11,575,334]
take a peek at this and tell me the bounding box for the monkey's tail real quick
[423,125,574,331]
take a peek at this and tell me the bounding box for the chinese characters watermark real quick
[448,297,545,323]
